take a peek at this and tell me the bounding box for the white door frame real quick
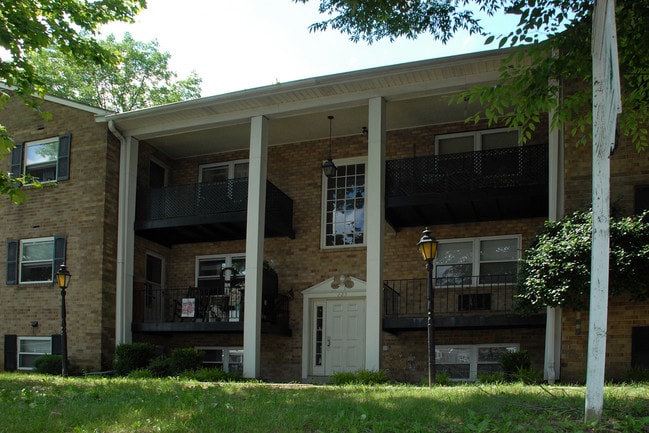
[301,276,367,380]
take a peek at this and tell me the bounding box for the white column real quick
[544,80,564,384]
[243,115,268,379]
[365,97,386,371]
[115,135,139,345]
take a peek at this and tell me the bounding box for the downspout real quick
[108,120,131,345]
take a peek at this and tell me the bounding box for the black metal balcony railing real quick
[383,275,517,318]
[136,178,292,223]
[385,144,548,198]
[132,285,289,327]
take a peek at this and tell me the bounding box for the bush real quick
[330,370,389,385]
[477,373,505,384]
[181,367,242,382]
[514,367,543,384]
[169,348,204,374]
[500,350,531,382]
[33,354,62,375]
[626,367,649,383]
[147,356,174,377]
[113,343,159,376]
[128,368,153,379]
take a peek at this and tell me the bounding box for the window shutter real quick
[4,335,17,371]
[6,240,18,285]
[9,143,23,177]
[52,236,67,280]
[51,334,62,355]
[57,133,71,181]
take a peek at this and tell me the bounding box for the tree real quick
[515,210,649,313]
[28,33,202,112]
[294,1,649,151]
[0,0,145,203]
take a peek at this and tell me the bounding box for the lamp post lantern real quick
[55,264,71,377]
[417,227,438,386]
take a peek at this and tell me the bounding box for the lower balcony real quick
[383,276,546,331]
[132,284,291,335]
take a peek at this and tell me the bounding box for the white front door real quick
[311,298,366,376]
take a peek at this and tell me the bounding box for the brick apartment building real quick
[2,48,648,382]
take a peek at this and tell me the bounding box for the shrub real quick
[514,367,543,384]
[33,354,62,375]
[181,367,242,382]
[147,356,174,377]
[113,342,159,376]
[477,373,505,384]
[626,367,649,383]
[128,368,153,379]
[169,348,204,374]
[500,350,531,382]
[330,370,389,385]
[435,371,451,386]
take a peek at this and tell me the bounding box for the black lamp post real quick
[417,227,438,386]
[55,264,71,377]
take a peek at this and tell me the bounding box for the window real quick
[435,236,520,285]
[195,347,243,373]
[199,160,249,183]
[5,237,66,285]
[18,337,52,370]
[436,129,519,154]
[436,344,519,381]
[322,158,366,248]
[196,254,245,292]
[634,185,649,214]
[10,135,71,182]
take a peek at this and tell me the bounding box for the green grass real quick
[1,373,648,432]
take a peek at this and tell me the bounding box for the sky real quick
[100,0,517,97]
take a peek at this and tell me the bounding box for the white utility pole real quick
[585,0,621,422]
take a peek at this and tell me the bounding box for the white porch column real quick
[243,115,268,379]
[544,84,564,383]
[115,134,139,345]
[365,97,386,371]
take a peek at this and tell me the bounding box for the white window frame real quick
[24,137,60,183]
[195,253,246,287]
[436,343,520,381]
[195,346,244,373]
[198,159,249,182]
[19,237,55,284]
[435,235,521,285]
[435,128,520,154]
[320,156,367,249]
[17,336,52,371]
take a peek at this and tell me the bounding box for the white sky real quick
[101,0,516,97]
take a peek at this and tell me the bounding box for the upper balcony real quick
[385,144,549,228]
[383,275,546,331]
[135,178,294,246]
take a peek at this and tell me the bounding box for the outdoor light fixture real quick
[417,227,438,386]
[55,264,71,377]
[322,115,337,178]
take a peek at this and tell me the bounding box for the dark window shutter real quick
[632,327,649,369]
[10,143,23,177]
[52,236,66,280]
[6,240,18,285]
[57,133,71,181]
[51,334,62,355]
[4,335,17,371]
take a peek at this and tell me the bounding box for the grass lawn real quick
[0,374,648,432]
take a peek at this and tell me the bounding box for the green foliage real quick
[127,368,153,379]
[113,342,159,376]
[299,1,649,151]
[477,372,505,384]
[500,350,531,382]
[626,368,649,384]
[516,211,649,312]
[33,354,62,375]
[180,367,243,383]
[168,347,203,374]
[330,369,390,385]
[27,33,202,112]
[146,356,174,378]
[435,371,451,386]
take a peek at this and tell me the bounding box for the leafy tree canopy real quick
[0,0,145,204]
[27,33,202,112]
[515,210,649,313]
[295,1,649,150]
